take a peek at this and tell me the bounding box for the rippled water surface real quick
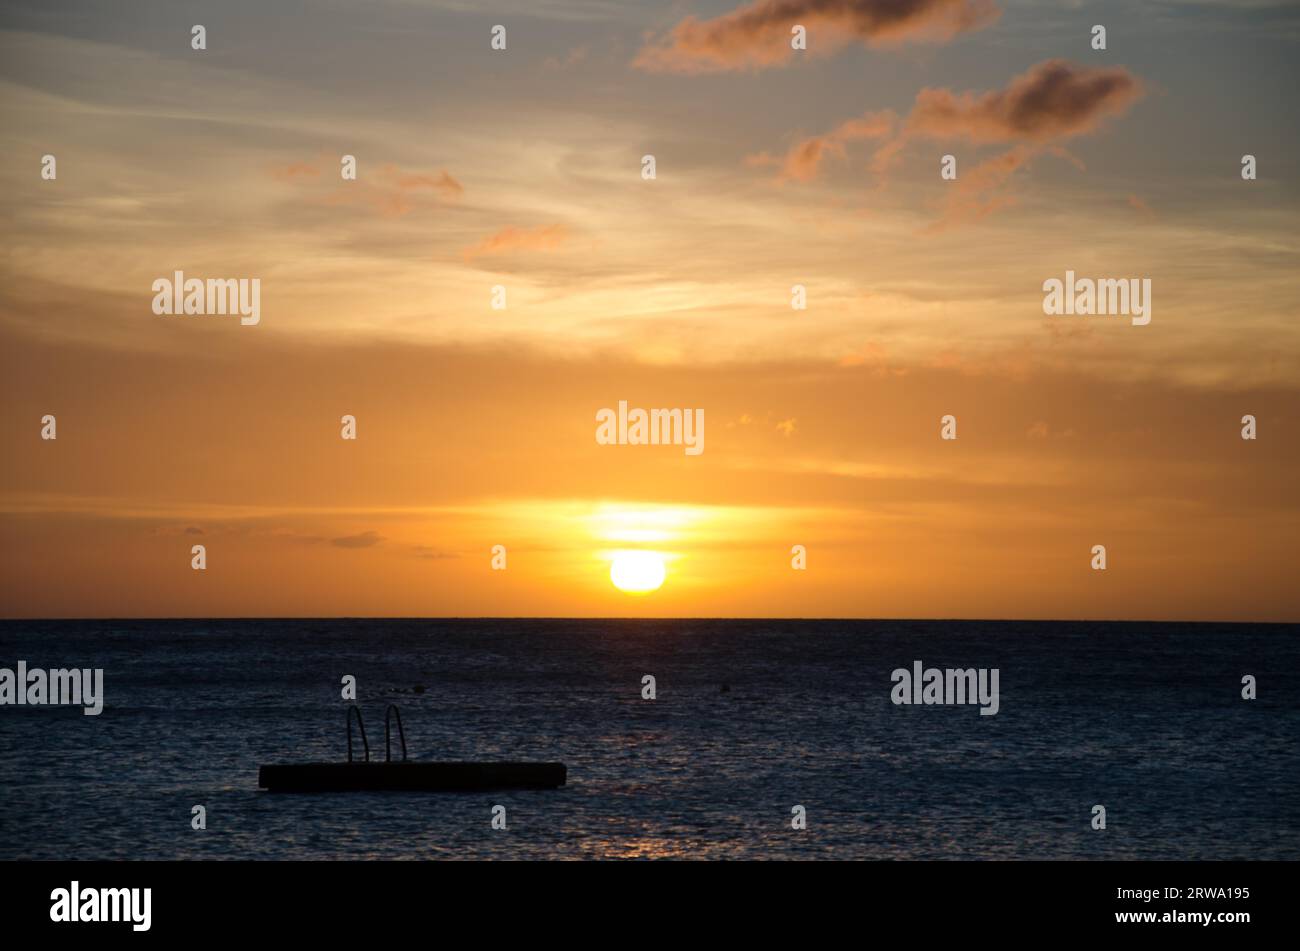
[1,619,1297,859]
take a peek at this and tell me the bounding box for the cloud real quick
[349,165,464,217]
[761,60,1142,227]
[1127,193,1154,218]
[905,61,1142,226]
[462,224,570,261]
[1026,420,1076,440]
[270,162,322,182]
[544,46,589,70]
[634,0,1000,73]
[331,531,386,549]
[771,60,1142,188]
[748,110,895,181]
[413,545,459,560]
[724,412,800,436]
[901,58,1144,145]
[925,144,1034,230]
[272,159,463,217]
[388,168,464,198]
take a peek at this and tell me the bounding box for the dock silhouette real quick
[258,705,566,793]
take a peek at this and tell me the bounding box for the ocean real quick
[1,619,1297,860]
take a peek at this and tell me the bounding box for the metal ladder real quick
[345,704,407,763]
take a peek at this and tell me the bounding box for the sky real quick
[0,0,1297,620]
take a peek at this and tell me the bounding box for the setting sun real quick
[609,550,667,594]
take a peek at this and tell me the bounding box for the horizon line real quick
[1,615,1295,625]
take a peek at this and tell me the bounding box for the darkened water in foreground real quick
[1,619,1297,860]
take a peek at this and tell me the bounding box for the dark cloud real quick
[331,531,386,549]
[635,0,1000,73]
[904,59,1143,144]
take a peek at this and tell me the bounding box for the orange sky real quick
[1,0,1297,619]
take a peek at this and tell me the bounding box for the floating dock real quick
[259,704,566,793]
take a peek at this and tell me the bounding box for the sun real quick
[609,550,666,594]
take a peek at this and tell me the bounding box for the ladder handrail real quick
[346,705,370,763]
[385,704,408,763]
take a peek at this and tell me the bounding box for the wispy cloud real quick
[462,224,570,261]
[747,110,895,181]
[271,159,463,217]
